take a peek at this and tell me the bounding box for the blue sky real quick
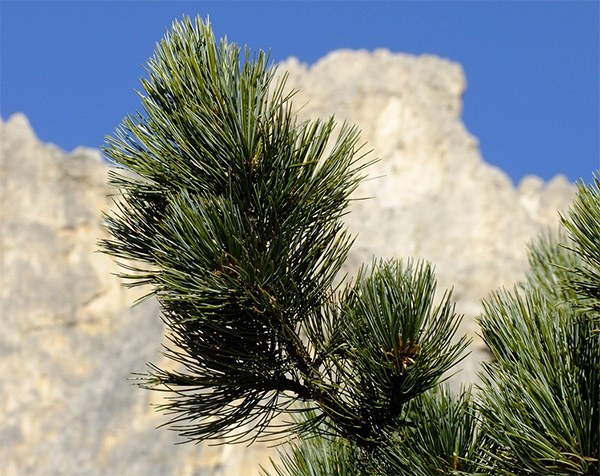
[1,1,598,184]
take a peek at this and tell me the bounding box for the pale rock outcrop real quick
[0,114,270,475]
[1,50,574,475]
[280,50,573,377]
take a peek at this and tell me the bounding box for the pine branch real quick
[561,174,600,320]
[102,13,472,457]
[477,228,599,475]
[101,15,371,444]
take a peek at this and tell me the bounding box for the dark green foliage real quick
[322,259,469,441]
[386,384,490,475]
[262,409,358,476]
[101,16,370,443]
[268,194,600,476]
[561,175,600,317]
[265,385,490,476]
[101,15,468,447]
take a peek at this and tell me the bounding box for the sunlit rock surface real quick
[281,50,573,379]
[1,50,574,475]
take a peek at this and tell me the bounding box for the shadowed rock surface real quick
[1,50,574,475]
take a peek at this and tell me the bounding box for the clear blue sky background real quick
[1,1,598,184]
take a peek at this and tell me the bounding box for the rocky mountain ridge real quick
[0,50,574,475]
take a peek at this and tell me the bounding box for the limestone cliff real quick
[279,50,573,377]
[0,114,269,475]
[0,50,574,476]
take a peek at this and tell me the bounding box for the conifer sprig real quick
[321,259,470,441]
[478,232,599,475]
[101,15,471,446]
[101,16,370,443]
[561,174,600,318]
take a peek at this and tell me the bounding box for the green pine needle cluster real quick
[476,183,600,476]
[101,15,370,443]
[265,385,490,476]
[101,15,599,475]
[325,259,469,441]
[101,16,466,445]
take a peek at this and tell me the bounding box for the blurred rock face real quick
[1,51,574,475]
[0,114,267,476]
[280,50,574,378]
